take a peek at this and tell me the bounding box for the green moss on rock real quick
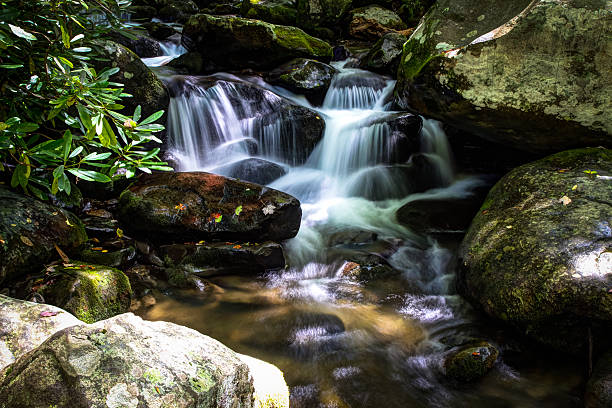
[444,341,499,382]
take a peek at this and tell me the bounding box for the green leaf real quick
[15,123,39,133]
[99,118,118,148]
[69,146,84,158]
[9,24,36,41]
[83,152,112,161]
[70,34,84,42]
[235,205,243,216]
[67,168,111,183]
[133,105,141,122]
[53,165,65,179]
[60,22,70,48]
[139,110,164,126]
[72,47,92,53]
[0,64,24,69]
[62,130,72,162]
[76,104,92,130]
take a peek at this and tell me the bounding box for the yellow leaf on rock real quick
[20,236,34,246]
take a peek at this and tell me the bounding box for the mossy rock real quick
[117,172,302,243]
[347,5,407,41]
[240,0,297,26]
[585,350,612,408]
[182,14,333,71]
[458,147,612,351]
[131,0,199,23]
[395,0,611,152]
[266,58,338,106]
[36,263,132,324]
[0,188,87,285]
[359,32,407,75]
[296,0,353,33]
[444,341,499,382]
[80,246,136,269]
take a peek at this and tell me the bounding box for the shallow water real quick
[140,59,587,407]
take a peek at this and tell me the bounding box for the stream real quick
[139,55,584,407]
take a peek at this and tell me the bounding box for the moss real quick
[189,367,215,393]
[445,342,499,381]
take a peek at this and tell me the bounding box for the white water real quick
[164,61,498,405]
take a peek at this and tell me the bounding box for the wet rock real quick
[347,5,406,41]
[585,350,612,408]
[0,295,81,370]
[395,0,611,153]
[444,341,499,382]
[458,148,612,351]
[351,0,433,26]
[111,31,161,58]
[213,158,287,185]
[160,241,286,275]
[396,194,487,235]
[81,216,119,241]
[182,14,333,71]
[296,0,353,33]
[201,1,242,15]
[359,112,423,163]
[240,0,297,26]
[267,58,338,106]
[80,246,137,269]
[34,263,132,324]
[117,172,302,242]
[359,32,407,75]
[0,188,87,285]
[338,255,398,282]
[143,22,178,41]
[238,354,290,408]
[96,41,169,120]
[0,313,267,408]
[159,1,199,23]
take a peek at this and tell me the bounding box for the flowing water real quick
[139,59,585,407]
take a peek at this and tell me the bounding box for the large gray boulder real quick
[267,58,338,106]
[0,188,87,285]
[394,0,612,153]
[0,295,81,370]
[117,172,302,242]
[0,309,289,408]
[458,148,612,351]
[359,32,407,75]
[182,14,333,71]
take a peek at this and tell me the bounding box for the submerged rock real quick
[35,263,132,324]
[458,148,612,351]
[395,0,611,152]
[213,158,287,185]
[586,350,612,408]
[0,295,81,370]
[240,0,297,26]
[359,32,407,76]
[143,22,178,41]
[111,31,161,58]
[338,255,398,282]
[182,14,333,71]
[444,341,499,382]
[117,172,301,242]
[347,5,407,41]
[0,188,87,285]
[267,58,338,106]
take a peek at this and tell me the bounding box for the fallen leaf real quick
[66,219,75,227]
[558,169,569,173]
[233,245,242,249]
[54,244,70,263]
[116,228,124,238]
[572,185,578,191]
[40,311,59,317]
[262,204,276,216]
[559,196,572,206]
[101,250,108,253]
[26,217,31,223]
[20,236,34,246]
[235,205,243,216]
[472,351,481,356]
[92,247,103,251]
[505,225,513,229]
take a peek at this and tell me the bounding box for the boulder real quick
[0,295,81,370]
[143,22,178,41]
[161,241,286,275]
[444,341,499,382]
[267,58,338,106]
[117,172,302,242]
[338,255,398,282]
[296,0,353,32]
[347,5,407,41]
[97,41,169,120]
[182,14,333,71]
[359,32,407,75]
[0,188,87,285]
[80,246,137,269]
[357,112,423,163]
[458,148,612,351]
[213,158,287,185]
[111,31,161,58]
[240,0,297,26]
[351,0,433,26]
[395,0,612,153]
[158,0,200,23]
[0,312,289,408]
[34,263,132,324]
[396,195,486,235]
[202,1,242,15]
[586,350,612,408]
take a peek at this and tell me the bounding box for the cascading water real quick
[141,61,583,407]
